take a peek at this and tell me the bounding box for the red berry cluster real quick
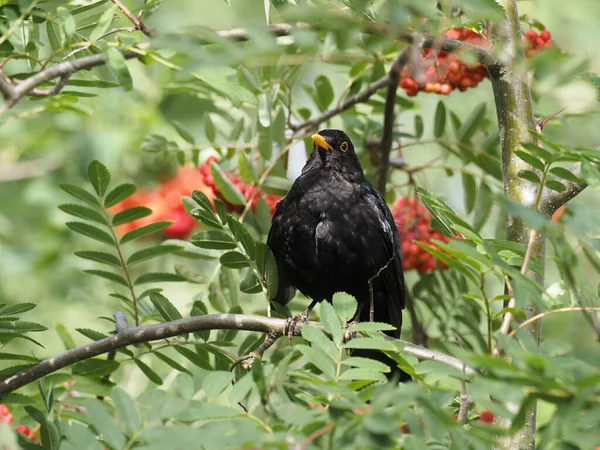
[399,27,553,97]
[399,28,490,97]
[524,29,552,57]
[0,404,37,441]
[391,196,451,273]
[111,160,281,240]
[199,157,281,214]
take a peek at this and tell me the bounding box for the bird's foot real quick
[344,318,359,343]
[284,312,309,343]
[230,353,256,371]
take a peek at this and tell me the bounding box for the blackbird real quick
[267,129,407,378]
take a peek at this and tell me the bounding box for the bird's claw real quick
[230,353,257,371]
[344,319,359,343]
[284,312,308,343]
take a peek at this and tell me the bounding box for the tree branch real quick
[0,313,474,397]
[291,74,390,137]
[538,162,587,217]
[0,44,149,111]
[377,49,410,193]
[110,0,158,37]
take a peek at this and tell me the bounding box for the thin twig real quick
[300,423,335,450]
[377,49,410,193]
[63,27,137,60]
[0,156,62,181]
[367,256,395,322]
[27,74,71,97]
[457,362,471,424]
[0,313,474,396]
[110,0,158,37]
[492,228,538,356]
[508,307,600,337]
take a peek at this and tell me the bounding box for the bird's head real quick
[306,129,364,179]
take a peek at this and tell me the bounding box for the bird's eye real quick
[340,141,349,152]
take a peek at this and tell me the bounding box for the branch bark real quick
[487,1,542,448]
[538,162,587,217]
[0,313,474,397]
[377,49,410,193]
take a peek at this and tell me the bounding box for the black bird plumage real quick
[267,129,407,379]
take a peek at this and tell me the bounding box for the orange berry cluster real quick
[391,196,451,273]
[111,160,280,240]
[0,404,37,442]
[399,27,552,97]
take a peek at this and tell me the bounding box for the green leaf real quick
[433,101,446,138]
[414,115,424,139]
[170,120,195,144]
[258,124,273,160]
[346,322,396,332]
[134,272,186,285]
[258,92,271,127]
[239,271,262,294]
[517,169,541,184]
[301,325,337,357]
[205,114,216,142]
[72,359,119,377]
[192,189,215,213]
[66,222,114,245]
[84,269,128,286]
[112,206,152,226]
[59,204,107,224]
[55,323,76,350]
[457,102,486,143]
[296,344,336,378]
[112,387,141,434]
[320,302,342,344]
[86,160,111,197]
[515,150,545,172]
[190,230,236,250]
[85,399,126,449]
[473,181,493,231]
[339,368,387,382]
[220,251,250,269]
[57,6,75,39]
[126,244,184,265]
[521,142,553,161]
[134,359,163,385]
[149,292,183,322]
[314,75,334,110]
[120,221,173,244]
[210,162,245,206]
[461,172,477,214]
[105,47,133,91]
[190,208,222,229]
[582,161,600,188]
[342,356,389,372]
[104,183,136,208]
[0,321,46,332]
[237,65,260,93]
[227,216,255,258]
[173,346,213,370]
[0,303,36,316]
[549,166,584,184]
[89,4,116,42]
[76,328,107,341]
[332,293,357,322]
[75,251,121,267]
[345,337,396,351]
[239,151,258,183]
[60,183,100,206]
[154,352,192,375]
[255,243,278,300]
[545,179,566,192]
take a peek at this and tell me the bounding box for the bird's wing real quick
[362,186,406,333]
[267,199,297,307]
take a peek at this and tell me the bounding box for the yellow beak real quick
[311,133,333,151]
